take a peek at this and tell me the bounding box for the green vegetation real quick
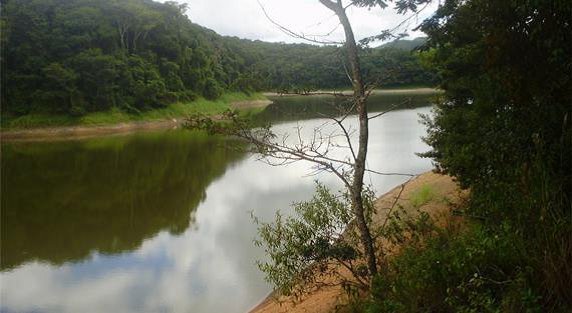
[351,0,572,312]
[410,184,435,208]
[375,37,426,51]
[2,0,232,117]
[225,37,437,92]
[2,92,265,129]
[253,183,376,299]
[358,220,539,313]
[4,0,569,310]
[1,0,435,123]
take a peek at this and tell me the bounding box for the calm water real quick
[1,92,435,313]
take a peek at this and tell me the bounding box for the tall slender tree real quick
[319,0,377,276]
[189,0,433,287]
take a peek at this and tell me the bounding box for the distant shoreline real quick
[1,87,438,142]
[0,99,272,142]
[263,87,440,97]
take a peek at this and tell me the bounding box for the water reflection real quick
[0,147,315,313]
[1,94,434,313]
[1,131,245,270]
[259,91,436,122]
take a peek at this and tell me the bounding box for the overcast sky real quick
[177,0,440,45]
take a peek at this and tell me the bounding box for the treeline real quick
[1,0,241,116]
[0,0,436,117]
[223,37,435,92]
[361,0,572,311]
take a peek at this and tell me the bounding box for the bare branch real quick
[334,257,370,288]
[368,97,412,120]
[301,22,341,39]
[318,0,340,12]
[341,57,354,85]
[366,169,415,177]
[317,112,358,162]
[258,0,343,45]
[359,1,432,46]
[371,174,417,247]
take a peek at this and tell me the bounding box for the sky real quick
[178,0,440,45]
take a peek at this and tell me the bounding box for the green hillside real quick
[1,0,436,120]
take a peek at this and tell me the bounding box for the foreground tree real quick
[417,0,571,309]
[190,0,432,294]
[320,0,378,277]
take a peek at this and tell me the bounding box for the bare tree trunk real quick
[319,0,378,277]
[117,22,129,52]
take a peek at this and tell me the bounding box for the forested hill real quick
[375,37,427,51]
[1,0,436,117]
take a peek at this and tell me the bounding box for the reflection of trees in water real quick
[1,131,245,270]
[258,93,434,123]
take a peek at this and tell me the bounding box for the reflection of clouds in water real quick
[0,107,433,313]
[2,262,150,313]
[367,107,433,191]
[0,156,318,313]
[265,107,432,194]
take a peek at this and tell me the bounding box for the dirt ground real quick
[249,171,467,313]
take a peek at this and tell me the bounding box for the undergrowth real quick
[2,92,266,129]
[344,200,570,313]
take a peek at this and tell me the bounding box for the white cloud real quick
[181,0,439,44]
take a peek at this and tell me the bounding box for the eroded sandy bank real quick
[249,171,466,313]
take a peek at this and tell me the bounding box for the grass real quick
[410,184,435,208]
[2,92,267,130]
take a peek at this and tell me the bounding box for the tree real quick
[318,0,379,277]
[189,0,431,294]
[418,0,572,307]
[1,0,435,118]
[252,183,378,298]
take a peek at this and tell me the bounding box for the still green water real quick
[1,132,245,270]
[1,92,435,313]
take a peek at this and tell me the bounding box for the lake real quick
[1,92,435,313]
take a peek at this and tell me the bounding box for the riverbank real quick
[262,87,440,97]
[1,88,438,142]
[250,171,467,313]
[0,93,271,142]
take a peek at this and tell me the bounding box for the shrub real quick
[410,184,435,208]
[253,183,376,299]
[362,219,543,313]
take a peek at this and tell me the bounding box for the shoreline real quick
[1,88,436,142]
[0,99,272,142]
[263,87,439,97]
[0,87,439,142]
[249,171,466,313]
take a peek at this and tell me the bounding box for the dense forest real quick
[0,0,435,118]
[362,0,572,311]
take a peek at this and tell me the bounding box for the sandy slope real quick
[249,171,467,313]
